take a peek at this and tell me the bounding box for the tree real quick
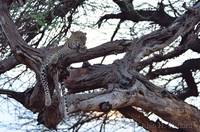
[0,0,200,131]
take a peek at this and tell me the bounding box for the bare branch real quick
[0,56,19,74]
[119,106,179,132]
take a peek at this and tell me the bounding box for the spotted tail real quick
[40,64,52,107]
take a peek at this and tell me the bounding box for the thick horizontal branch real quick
[136,45,186,71]
[65,60,135,93]
[0,56,19,74]
[65,80,200,132]
[0,88,35,110]
[118,106,179,132]
[60,40,133,67]
[97,9,175,28]
[126,11,200,67]
[147,58,200,79]
[146,58,200,100]
[0,83,64,129]
[137,31,200,71]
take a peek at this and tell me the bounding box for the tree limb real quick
[0,56,19,74]
[118,106,179,132]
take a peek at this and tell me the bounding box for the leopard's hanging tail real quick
[40,64,52,107]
